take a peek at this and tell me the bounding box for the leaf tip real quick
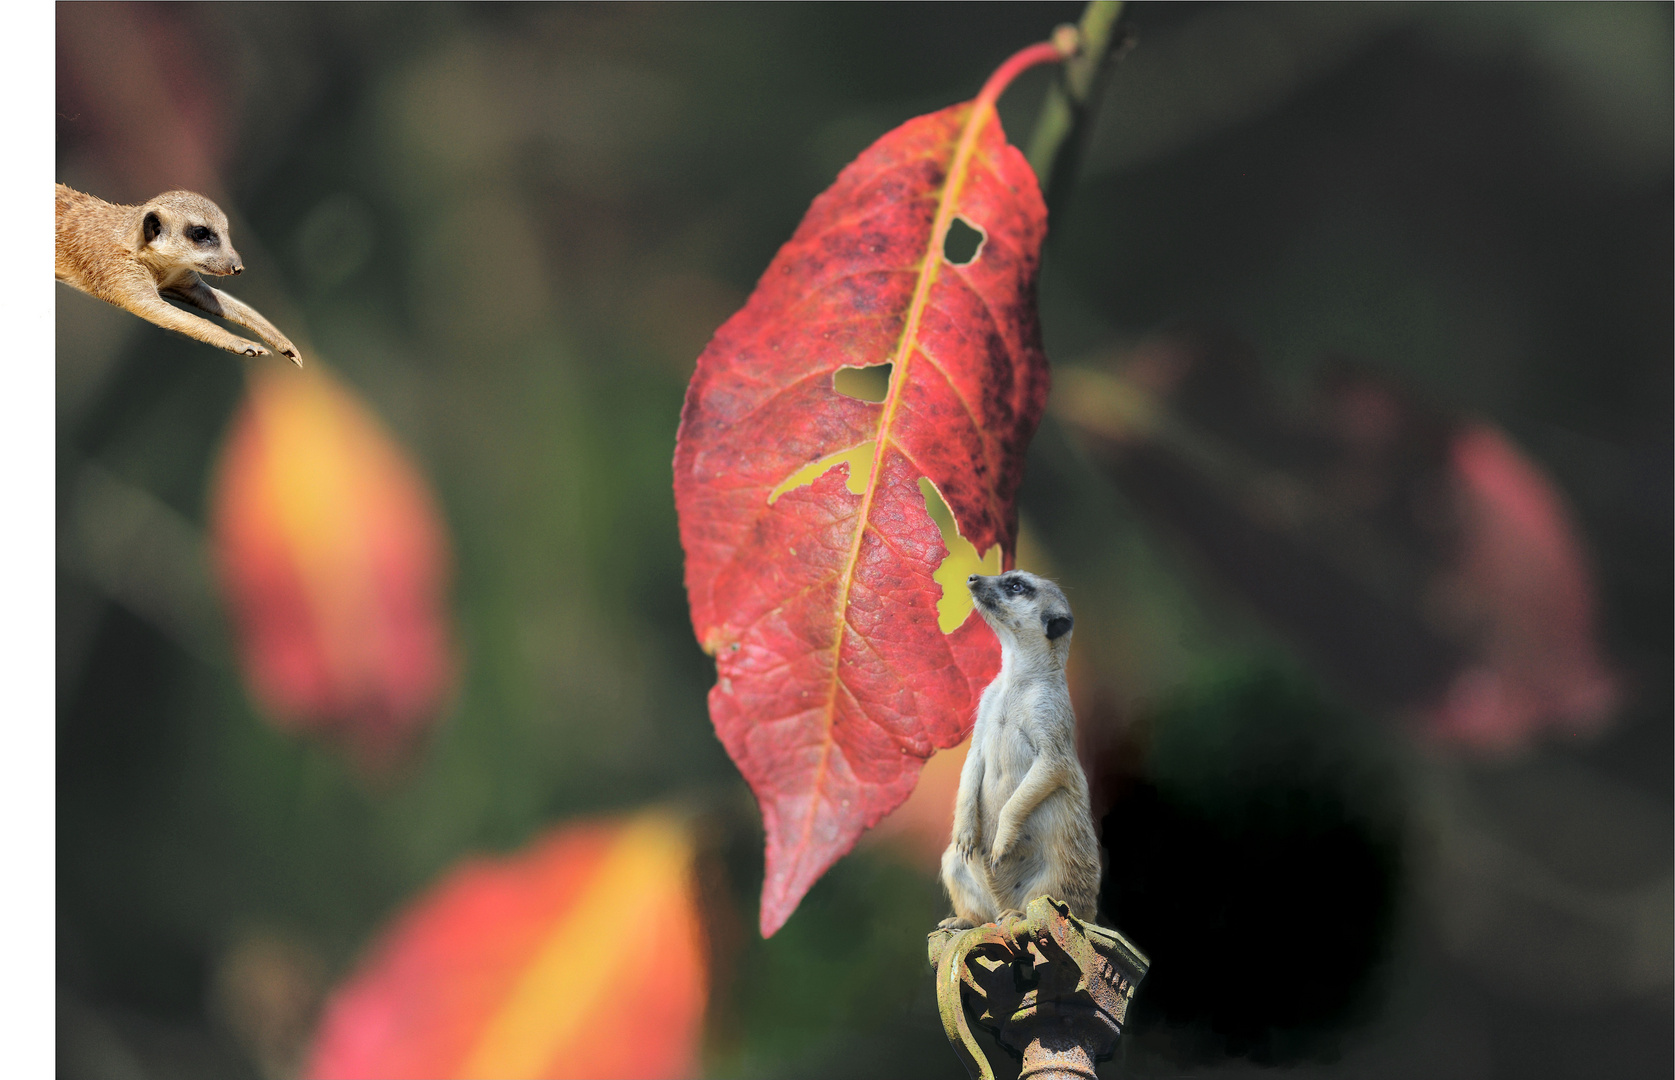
[757,902,788,939]
[756,872,799,938]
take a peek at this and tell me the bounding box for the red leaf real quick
[863,735,970,868]
[674,43,1063,936]
[305,813,709,1080]
[210,366,456,768]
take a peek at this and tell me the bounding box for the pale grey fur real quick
[938,570,1101,928]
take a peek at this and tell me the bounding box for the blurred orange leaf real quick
[209,366,456,767]
[306,812,709,1080]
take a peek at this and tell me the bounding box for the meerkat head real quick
[135,190,245,280]
[967,570,1073,660]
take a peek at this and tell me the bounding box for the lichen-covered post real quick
[928,895,1149,1080]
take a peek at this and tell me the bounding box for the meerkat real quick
[56,183,300,364]
[939,570,1102,929]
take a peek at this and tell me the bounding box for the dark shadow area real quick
[1100,667,1404,1065]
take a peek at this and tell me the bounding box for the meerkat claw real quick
[992,908,1030,951]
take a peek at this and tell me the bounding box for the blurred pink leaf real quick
[209,367,456,767]
[57,2,235,197]
[1056,337,1618,753]
[1430,424,1617,749]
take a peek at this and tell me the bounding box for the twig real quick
[1025,0,1129,230]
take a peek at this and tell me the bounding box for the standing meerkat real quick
[939,570,1102,929]
[55,183,301,364]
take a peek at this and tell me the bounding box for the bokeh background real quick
[56,3,1671,1078]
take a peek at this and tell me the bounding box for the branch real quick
[1025,0,1128,230]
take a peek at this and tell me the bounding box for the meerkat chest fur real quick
[973,647,1074,839]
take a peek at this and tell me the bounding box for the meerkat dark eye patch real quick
[143,212,162,244]
[188,225,216,245]
[1044,614,1073,640]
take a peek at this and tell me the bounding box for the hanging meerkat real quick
[939,570,1102,929]
[55,183,301,364]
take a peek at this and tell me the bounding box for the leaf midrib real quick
[787,99,997,884]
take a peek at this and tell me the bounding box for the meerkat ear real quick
[1044,613,1073,640]
[142,210,163,246]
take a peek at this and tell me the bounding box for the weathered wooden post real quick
[928,895,1149,1080]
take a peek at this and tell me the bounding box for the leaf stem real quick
[1025,0,1128,226]
[974,39,1074,116]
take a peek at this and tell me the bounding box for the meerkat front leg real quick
[121,284,272,357]
[988,756,1065,868]
[949,745,985,862]
[164,277,301,365]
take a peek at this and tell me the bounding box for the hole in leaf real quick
[943,217,985,266]
[769,442,875,505]
[833,363,892,403]
[919,478,1001,633]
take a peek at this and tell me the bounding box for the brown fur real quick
[56,183,300,364]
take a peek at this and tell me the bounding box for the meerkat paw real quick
[936,916,977,932]
[987,835,1016,869]
[953,821,979,863]
[266,335,301,363]
[988,908,1029,951]
[231,339,269,357]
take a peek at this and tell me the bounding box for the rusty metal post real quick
[928,895,1149,1080]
